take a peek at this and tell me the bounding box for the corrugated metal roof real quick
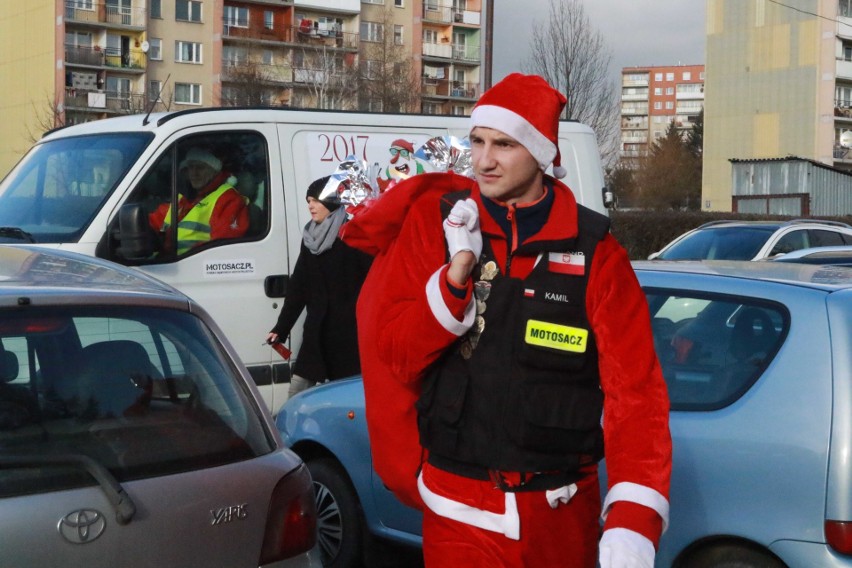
[728,155,852,178]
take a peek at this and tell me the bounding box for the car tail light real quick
[826,520,852,555]
[259,466,317,564]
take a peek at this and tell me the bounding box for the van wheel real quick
[306,457,364,568]
[681,543,786,568]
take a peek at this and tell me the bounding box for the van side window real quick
[645,289,787,411]
[119,131,269,262]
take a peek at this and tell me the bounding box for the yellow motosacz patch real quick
[525,319,588,353]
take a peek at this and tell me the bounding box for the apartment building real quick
[0,0,484,176]
[703,0,852,212]
[620,64,705,164]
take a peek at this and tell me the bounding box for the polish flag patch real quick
[524,288,535,297]
[548,252,585,275]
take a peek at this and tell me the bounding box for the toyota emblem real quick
[58,509,106,544]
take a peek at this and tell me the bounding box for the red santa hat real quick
[470,73,568,179]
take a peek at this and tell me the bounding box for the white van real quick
[0,108,611,415]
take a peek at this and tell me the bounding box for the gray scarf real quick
[302,206,347,255]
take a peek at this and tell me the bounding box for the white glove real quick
[599,529,655,568]
[443,198,482,261]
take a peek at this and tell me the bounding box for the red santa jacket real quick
[341,172,671,545]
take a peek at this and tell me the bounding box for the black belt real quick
[428,453,587,493]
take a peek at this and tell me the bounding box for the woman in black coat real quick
[266,176,372,398]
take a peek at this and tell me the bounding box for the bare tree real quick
[220,60,284,107]
[522,0,620,164]
[296,45,360,110]
[25,94,65,144]
[356,7,421,113]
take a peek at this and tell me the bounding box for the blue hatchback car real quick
[277,260,852,567]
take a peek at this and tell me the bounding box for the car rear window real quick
[644,289,788,410]
[0,306,274,497]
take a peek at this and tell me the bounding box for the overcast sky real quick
[491,1,706,85]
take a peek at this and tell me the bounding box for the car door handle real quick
[264,275,288,298]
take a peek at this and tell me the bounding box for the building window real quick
[654,101,662,110]
[222,45,247,66]
[65,30,92,47]
[683,71,691,80]
[262,50,274,65]
[666,72,674,81]
[151,0,161,18]
[654,87,662,95]
[68,0,94,9]
[176,0,202,22]
[666,87,674,95]
[654,72,662,81]
[175,82,201,104]
[394,25,404,45]
[224,6,248,27]
[423,29,438,44]
[360,21,384,42]
[665,101,674,109]
[452,105,466,116]
[264,10,273,29]
[149,80,162,103]
[395,0,404,6]
[423,102,441,114]
[149,38,162,60]
[843,0,852,17]
[837,85,852,107]
[176,41,202,63]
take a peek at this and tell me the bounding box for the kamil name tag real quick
[525,319,588,353]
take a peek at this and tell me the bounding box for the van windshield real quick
[0,133,152,242]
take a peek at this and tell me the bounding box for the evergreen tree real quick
[634,120,701,210]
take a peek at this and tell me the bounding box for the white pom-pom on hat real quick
[470,73,568,179]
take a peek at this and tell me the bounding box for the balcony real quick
[222,61,293,85]
[621,104,649,115]
[64,87,145,113]
[423,3,452,23]
[65,45,145,70]
[452,43,480,63]
[622,133,648,144]
[64,2,145,28]
[222,22,359,50]
[621,93,648,102]
[65,45,105,66]
[835,100,852,122]
[838,58,852,81]
[421,78,480,99]
[422,41,452,59]
[621,118,648,129]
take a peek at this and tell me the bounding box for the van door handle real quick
[264,275,288,298]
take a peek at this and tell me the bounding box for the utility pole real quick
[484,0,494,89]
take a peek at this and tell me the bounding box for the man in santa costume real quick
[341,73,671,567]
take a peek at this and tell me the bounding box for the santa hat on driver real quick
[470,73,568,179]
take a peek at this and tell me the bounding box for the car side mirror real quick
[116,203,156,261]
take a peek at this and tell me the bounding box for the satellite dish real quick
[140,40,150,53]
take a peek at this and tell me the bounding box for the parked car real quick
[771,245,852,266]
[278,260,852,567]
[0,245,319,567]
[648,219,852,261]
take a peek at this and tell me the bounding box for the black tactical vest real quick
[418,191,611,483]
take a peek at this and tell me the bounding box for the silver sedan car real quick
[0,245,319,567]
